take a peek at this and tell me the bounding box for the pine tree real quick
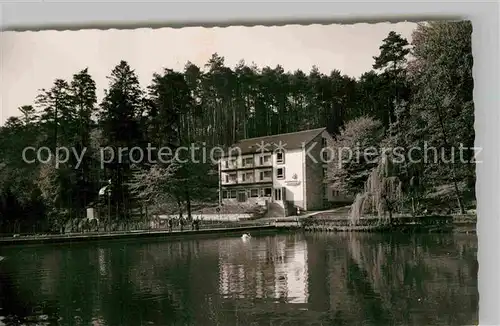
[99,61,144,219]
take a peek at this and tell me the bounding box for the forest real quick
[0,21,475,233]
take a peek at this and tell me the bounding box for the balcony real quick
[240,171,255,184]
[240,178,255,184]
[256,170,272,183]
[221,178,271,186]
[241,161,254,168]
[257,155,272,167]
[221,173,238,185]
[221,161,238,171]
[221,159,255,171]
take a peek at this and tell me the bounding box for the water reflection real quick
[218,234,308,304]
[0,232,477,326]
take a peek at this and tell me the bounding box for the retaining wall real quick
[158,213,253,221]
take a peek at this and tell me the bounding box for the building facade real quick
[218,127,348,215]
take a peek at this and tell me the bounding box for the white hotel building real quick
[218,127,348,216]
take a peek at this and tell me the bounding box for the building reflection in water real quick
[0,233,477,326]
[278,240,308,303]
[218,235,309,304]
[98,248,107,277]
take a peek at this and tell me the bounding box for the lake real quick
[0,232,478,326]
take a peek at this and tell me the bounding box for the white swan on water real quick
[241,233,251,240]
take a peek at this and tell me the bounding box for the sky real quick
[0,22,417,125]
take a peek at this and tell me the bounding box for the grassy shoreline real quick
[0,224,280,246]
[302,213,477,233]
[0,214,477,246]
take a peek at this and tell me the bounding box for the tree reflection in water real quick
[0,232,478,326]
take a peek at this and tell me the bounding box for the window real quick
[230,190,237,198]
[322,150,330,161]
[242,172,253,182]
[225,160,229,168]
[276,167,285,179]
[250,189,259,197]
[274,188,282,201]
[332,190,339,197]
[243,157,253,167]
[259,170,272,181]
[225,175,229,183]
[263,188,272,197]
[228,173,237,182]
[276,151,284,164]
[321,137,327,148]
[222,190,229,198]
[259,155,271,165]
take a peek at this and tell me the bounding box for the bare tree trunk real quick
[383,195,393,225]
[434,100,466,214]
[122,175,127,219]
[176,195,183,219]
[232,105,236,144]
[185,188,192,221]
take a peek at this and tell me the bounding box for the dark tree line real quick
[327,22,475,217]
[0,21,475,233]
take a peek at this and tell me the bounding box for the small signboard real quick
[87,208,95,220]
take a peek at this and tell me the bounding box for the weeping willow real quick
[349,153,403,225]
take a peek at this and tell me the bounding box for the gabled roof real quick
[224,127,326,156]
